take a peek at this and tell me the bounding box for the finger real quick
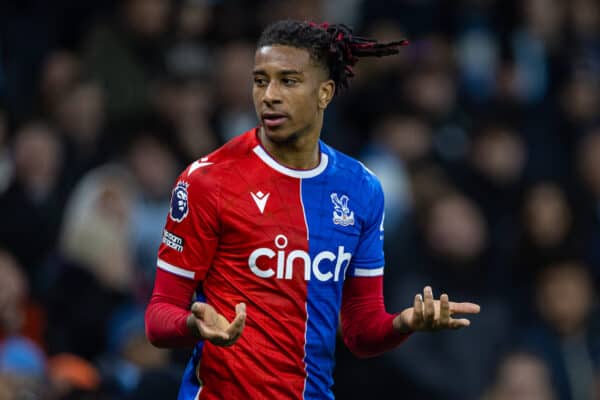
[191,302,204,317]
[438,294,450,326]
[413,293,424,325]
[448,318,471,329]
[423,286,435,324]
[448,302,481,315]
[191,302,214,321]
[226,303,247,339]
[235,302,247,315]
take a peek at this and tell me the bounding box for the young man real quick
[145,20,481,399]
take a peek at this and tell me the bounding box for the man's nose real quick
[263,81,282,105]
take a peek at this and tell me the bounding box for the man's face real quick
[253,45,333,144]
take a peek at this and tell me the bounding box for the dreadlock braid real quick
[257,20,408,94]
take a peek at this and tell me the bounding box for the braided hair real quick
[257,20,408,94]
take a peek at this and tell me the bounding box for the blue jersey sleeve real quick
[347,173,385,277]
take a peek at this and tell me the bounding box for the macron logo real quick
[250,191,270,214]
[188,157,213,176]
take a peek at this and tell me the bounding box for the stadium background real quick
[0,0,599,399]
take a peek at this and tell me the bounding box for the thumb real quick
[235,302,246,315]
[191,302,210,319]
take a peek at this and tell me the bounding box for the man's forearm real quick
[341,276,410,358]
[145,268,201,348]
[146,298,198,347]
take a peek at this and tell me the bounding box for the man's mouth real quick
[262,112,289,128]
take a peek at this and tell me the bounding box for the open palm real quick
[190,302,246,346]
[393,286,480,333]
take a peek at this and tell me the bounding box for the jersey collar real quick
[252,145,328,179]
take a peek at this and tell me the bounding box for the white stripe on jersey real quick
[157,258,196,279]
[252,145,329,179]
[353,267,384,277]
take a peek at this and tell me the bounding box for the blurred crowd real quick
[0,0,599,399]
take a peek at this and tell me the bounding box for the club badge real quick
[331,193,355,226]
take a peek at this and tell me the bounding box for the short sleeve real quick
[156,170,219,281]
[347,175,385,278]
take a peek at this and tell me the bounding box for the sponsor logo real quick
[331,193,355,226]
[170,181,189,222]
[248,234,352,282]
[250,191,270,214]
[162,229,184,252]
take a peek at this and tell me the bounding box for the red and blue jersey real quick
[156,128,386,400]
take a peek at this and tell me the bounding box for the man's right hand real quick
[187,302,246,346]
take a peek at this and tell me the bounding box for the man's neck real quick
[258,127,321,170]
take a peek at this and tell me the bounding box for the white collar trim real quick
[252,145,328,178]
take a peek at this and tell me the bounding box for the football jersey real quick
[157,128,386,400]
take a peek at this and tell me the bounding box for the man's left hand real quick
[392,286,480,334]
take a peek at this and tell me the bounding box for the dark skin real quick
[186,44,480,346]
[252,44,335,169]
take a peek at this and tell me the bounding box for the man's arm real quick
[145,268,246,348]
[145,269,200,348]
[341,277,481,358]
[340,275,410,358]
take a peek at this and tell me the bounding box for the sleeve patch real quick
[170,181,190,222]
[162,229,184,252]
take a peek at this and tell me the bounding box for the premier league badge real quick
[170,181,189,222]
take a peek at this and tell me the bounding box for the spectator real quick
[0,121,65,288]
[0,249,47,400]
[151,76,219,164]
[520,260,600,400]
[43,164,136,360]
[99,305,175,396]
[384,191,511,400]
[510,182,578,322]
[127,133,181,296]
[47,353,101,398]
[0,250,29,339]
[576,130,600,282]
[213,40,260,142]
[0,104,12,192]
[38,51,82,119]
[83,0,172,125]
[53,78,110,187]
[461,122,526,265]
[164,0,214,81]
[483,351,557,400]
[361,113,432,231]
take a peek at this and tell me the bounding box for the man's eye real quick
[254,78,267,86]
[282,78,297,86]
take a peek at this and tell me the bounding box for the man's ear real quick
[318,80,335,110]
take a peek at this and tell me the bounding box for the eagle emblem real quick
[331,193,355,226]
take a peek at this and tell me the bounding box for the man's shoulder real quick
[181,129,257,183]
[323,143,382,193]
